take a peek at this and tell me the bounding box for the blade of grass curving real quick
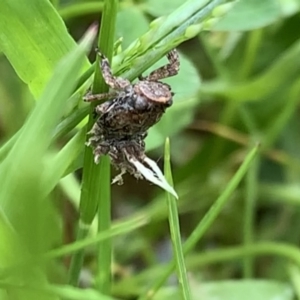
[164,138,191,300]
[124,0,220,55]
[53,106,90,140]
[68,0,118,290]
[138,144,259,300]
[45,215,148,260]
[117,0,224,81]
[0,0,90,98]
[42,129,86,196]
[0,27,96,222]
[0,27,96,299]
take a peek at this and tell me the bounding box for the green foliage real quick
[153,280,293,300]
[1,0,300,299]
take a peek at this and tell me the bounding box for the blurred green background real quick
[1,0,300,299]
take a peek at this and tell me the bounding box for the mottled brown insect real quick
[84,49,180,183]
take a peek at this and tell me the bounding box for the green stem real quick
[243,155,259,278]
[239,29,263,79]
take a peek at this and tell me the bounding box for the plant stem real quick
[243,155,259,278]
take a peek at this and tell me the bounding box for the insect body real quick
[84,49,180,183]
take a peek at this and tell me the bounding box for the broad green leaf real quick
[213,0,281,31]
[0,0,90,98]
[153,280,294,300]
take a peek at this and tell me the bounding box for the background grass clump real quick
[0,0,300,299]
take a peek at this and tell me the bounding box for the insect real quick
[84,49,180,185]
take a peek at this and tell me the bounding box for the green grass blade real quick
[43,129,86,196]
[45,215,148,260]
[117,0,224,81]
[139,144,259,299]
[0,25,96,300]
[137,0,211,50]
[164,138,191,300]
[0,28,96,223]
[68,0,118,289]
[96,155,112,293]
[94,0,119,293]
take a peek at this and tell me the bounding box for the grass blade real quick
[68,0,118,290]
[164,138,191,300]
[139,144,259,299]
[0,25,96,300]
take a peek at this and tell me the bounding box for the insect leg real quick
[96,48,131,89]
[83,91,117,102]
[144,49,180,81]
